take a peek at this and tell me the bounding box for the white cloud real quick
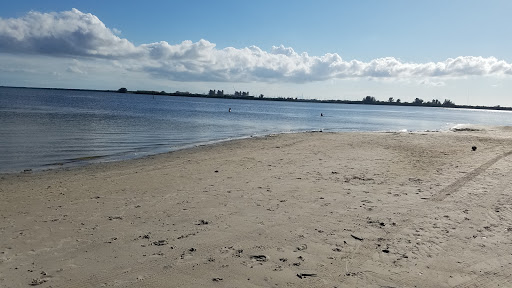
[419,79,446,87]
[0,8,139,58]
[65,59,87,74]
[66,65,85,74]
[1,9,512,83]
[112,28,122,35]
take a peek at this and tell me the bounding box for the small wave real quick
[449,124,484,132]
[68,155,107,162]
[42,155,107,167]
[448,124,512,133]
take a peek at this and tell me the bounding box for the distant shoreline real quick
[2,85,512,111]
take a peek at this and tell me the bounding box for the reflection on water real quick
[1,87,511,173]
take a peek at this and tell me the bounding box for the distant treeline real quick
[115,87,512,111]
[2,86,506,111]
[360,95,456,107]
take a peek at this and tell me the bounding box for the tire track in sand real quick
[451,259,512,288]
[344,150,512,287]
[430,151,512,201]
[429,150,512,287]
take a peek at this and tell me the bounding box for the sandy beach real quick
[2,128,512,287]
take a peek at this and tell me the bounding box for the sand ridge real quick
[1,130,512,287]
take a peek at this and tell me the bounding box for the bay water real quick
[1,87,511,173]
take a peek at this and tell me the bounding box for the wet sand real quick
[2,129,512,287]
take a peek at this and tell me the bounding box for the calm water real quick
[1,87,512,173]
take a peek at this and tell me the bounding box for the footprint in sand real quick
[180,248,196,259]
[294,244,307,252]
[249,255,268,262]
[219,246,243,257]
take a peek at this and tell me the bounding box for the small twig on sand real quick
[351,234,364,241]
[297,273,317,279]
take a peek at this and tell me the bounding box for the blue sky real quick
[1,0,512,106]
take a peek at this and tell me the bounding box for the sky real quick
[1,0,512,106]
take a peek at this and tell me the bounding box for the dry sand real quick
[2,128,512,287]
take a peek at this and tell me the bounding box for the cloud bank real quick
[1,8,512,83]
